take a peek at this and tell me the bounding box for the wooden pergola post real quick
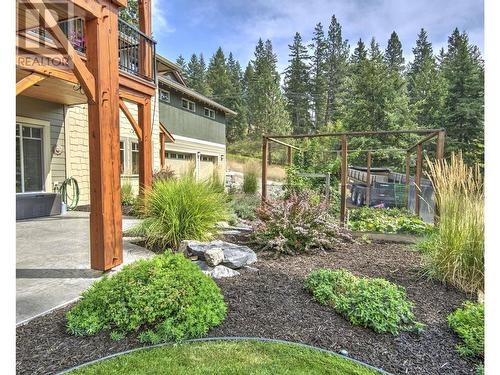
[366,151,372,207]
[261,136,268,203]
[287,146,293,165]
[405,153,411,208]
[138,99,153,192]
[436,130,445,160]
[86,2,123,271]
[415,143,423,216]
[139,0,152,79]
[340,135,348,224]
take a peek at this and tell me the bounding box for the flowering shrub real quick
[251,192,352,256]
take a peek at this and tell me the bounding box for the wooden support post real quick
[436,130,445,161]
[287,146,293,166]
[138,99,153,193]
[160,132,166,170]
[261,137,268,203]
[415,144,423,216]
[340,135,348,224]
[139,0,152,79]
[366,151,372,207]
[86,3,122,271]
[405,153,411,208]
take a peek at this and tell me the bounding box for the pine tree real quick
[226,52,248,141]
[385,31,405,73]
[186,53,211,95]
[309,23,328,130]
[207,47,231,102]
[284,32,311,134]
[407,28,447,130]
[176,55,187,77]
[440,28,484,165]
[324,15,350,125]
[246,38,291,137]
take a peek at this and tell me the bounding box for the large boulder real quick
[205,247,224,267]
[181,240,257,269]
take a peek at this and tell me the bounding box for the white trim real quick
[171,134,226,149]
[181,97,196,112]
[204,107,215,119]
[159,88,170,103]
[16,116,52,193]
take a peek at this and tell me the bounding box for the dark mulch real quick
[16,241,478,375]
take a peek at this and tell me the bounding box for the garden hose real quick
[57,336,392,375]
[59,176,80,211]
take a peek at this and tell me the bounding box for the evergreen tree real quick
[246,38,291,137]
[175,55,187,77]
[207,47,231,102]
[324,15,350,125]
[226,52,248,141]
[284,32,311,134]
[309,23,328,130]
[186,53,211,95]
[385,31,405,73]
[440,28,484,165]
[407,28,447,130]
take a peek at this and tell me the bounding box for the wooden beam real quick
[265,129,444,140]
[267,137,301,151]
[119,99,142,139]
[17,58,78,84]
[71,0,103,18]
[16,72,46,95]
[85,2,123,271]
[139,0,152,79]
[415,144,423,217]
[340,135,348,224]
[24,0,96,103]
[287,146,293,165]
[138,98,153,193]
[119,89,147,105]
[366,151,372,207]
[407,131,439,152]
[119,73,156,97]
[261,137,268,204]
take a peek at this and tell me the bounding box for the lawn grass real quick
[68,340,381,375]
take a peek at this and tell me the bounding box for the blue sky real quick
[151,0,483,73]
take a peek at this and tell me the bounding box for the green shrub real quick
[423,153,484,293]
[252,192,353,256]
[230,194,260,221]
[242,169,258,194]
[121,180,136,206]
[448,301,484,358]
[66,252,226,343]
[305,269,423,335]
[348,207,432,235]
[127,176,230,250]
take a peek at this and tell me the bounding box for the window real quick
[166,151,193,160]
[159,89,170,103]
[201,155,217,163]
[204,107,215,119]
[131,142,139,175]
[119,141,125,174]
[16,124,44,193]
[182,98,195,112]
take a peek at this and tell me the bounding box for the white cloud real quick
[152,0,175,35]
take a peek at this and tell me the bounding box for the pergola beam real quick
[24,0,96,103]
[406,131,439,152]
[16,72,46,95]
[119,99,142,139]
[265,129,444,140]
[267,137,301,151]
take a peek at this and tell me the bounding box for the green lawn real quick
[68,340,382,375]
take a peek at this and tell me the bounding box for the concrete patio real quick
[16,211,154,324]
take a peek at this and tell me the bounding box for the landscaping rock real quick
[339,349,349,356]
[193,260,240,279]
[182,240,257,269]
[205,248,224,267]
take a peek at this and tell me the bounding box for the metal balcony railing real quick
[23,18,156,84]
[118,19,156,83]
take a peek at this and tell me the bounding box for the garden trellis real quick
[261,129,445,224]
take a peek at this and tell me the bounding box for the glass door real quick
[16,123,44,192]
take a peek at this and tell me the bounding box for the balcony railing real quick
[118,19,156,83]
[22,18,156,84]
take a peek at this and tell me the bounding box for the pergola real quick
[261,129,446,223]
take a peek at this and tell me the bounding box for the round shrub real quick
[242,170,258,194]
[305,269,423,335]
[128,176,230,250]
[448,301,484,358]
[66,252,227,344]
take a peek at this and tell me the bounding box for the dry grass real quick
[227,154,286,181]
[421,153,484,294]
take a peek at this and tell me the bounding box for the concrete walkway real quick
[16,211,154,324]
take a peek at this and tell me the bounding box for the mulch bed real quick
[16,240,478,375]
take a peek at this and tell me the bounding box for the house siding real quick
[158,87,226,144]
[16,96,67,190]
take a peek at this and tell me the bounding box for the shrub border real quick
[57,336,392,375]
